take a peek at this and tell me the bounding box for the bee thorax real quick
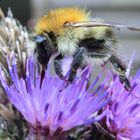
[57,36,78,55]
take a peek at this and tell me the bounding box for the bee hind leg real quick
[109,55,131,91]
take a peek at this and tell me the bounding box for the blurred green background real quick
[0,0,140,72]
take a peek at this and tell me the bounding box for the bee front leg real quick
[109,55,131,90]
[68,47,85,83]
[54,53,65,79]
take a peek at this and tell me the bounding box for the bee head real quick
[34,34,56,69]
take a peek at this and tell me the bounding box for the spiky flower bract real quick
[0,8,32,71]
[0,56,110,139]
[104,69,140,140]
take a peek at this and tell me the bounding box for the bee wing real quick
[64,21,140,32]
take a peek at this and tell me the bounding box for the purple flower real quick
[105,69,140,140]
[0,57,109,139]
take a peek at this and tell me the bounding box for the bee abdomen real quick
[78,37,109,58]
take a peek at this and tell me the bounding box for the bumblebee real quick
[34,7,140,90]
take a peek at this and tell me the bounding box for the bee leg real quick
[68,47,85,83]
[109,55,131,90]
[54,53,64,79]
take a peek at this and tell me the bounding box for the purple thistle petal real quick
[0,57,110,136]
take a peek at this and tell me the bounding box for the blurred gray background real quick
[0,0,140,73]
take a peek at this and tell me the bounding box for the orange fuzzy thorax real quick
[35,7,89,35]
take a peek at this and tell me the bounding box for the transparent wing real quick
[64,21,140,31]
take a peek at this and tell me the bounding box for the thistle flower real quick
[105,68,140,140]
[0,56,110,140]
